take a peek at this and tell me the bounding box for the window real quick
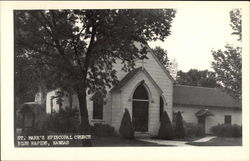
[159,96,164,121]
[92,92,104,120]
[224,115,232,124]
[93,100,103,119]
[133,83,148,100]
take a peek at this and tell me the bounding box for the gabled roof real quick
[111,67,163,94]
[146,45,175,82]
[173,85,241,109]
[18,102,45,115]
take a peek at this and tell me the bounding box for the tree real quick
[152,46,170,68]
[211,45,241,99]
[176,69,220,88]
[167,58,178,79]
[14,9,176,145]
[119,108,134,139]
[157,111,174,140]
[174,111,185,138]
[152,46,178,78]
[230,9,242,41]
[211,9,242,100]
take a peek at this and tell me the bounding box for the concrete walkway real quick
[138,138,195,147]
[193,136,216,142]
[138,136,217,146]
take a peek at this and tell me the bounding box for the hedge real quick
[210,124,242,137]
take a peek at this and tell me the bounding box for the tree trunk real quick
[76,86,92,146]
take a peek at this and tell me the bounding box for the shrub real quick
[46,107,81,133]
[91,123,116,137]
[210,124,242,137]
[183,122,205,138]
[119,108,134,139]
[157,111,174,140]
[174,111,185,138]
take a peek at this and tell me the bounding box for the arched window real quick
[159,96,164,121]
[133,83,148,100]
[132,83,149,132]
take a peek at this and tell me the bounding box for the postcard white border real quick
[1,1,249,161]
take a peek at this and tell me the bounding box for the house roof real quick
[18,102,45,115]
[173,85,241,108]
[195,109,214,117]
[111,67,163,94]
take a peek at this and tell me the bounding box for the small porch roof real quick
[18,102,45,115]
[195,108,214,117]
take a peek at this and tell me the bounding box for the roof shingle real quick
[173,85,241,108]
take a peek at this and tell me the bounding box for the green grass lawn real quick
[187,137,242,146]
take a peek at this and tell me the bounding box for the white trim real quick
[132,99,149,102]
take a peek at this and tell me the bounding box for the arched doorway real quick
[132,83,149,132]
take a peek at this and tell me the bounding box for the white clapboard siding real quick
[108,49,173,135]
[174,105,242,133]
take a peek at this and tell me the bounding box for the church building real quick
[45,45,241,136]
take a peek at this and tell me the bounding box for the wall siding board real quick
[174,105,242,133]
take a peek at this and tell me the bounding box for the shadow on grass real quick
[187,137,242,146]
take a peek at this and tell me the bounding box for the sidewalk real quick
[138,138,195,147]
[138,136,217,146]
[193,136,216,142]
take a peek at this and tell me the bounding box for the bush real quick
[183,122,205,138]
[119,108,134,139]
[210,124,242,137]
[91,123,116,137]
[46,107,81,133]
[174,111,185,138]
[157,111,174,140]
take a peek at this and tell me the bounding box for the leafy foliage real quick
[211,9,242,100]
[176,69,220,88]
[210,124,242,137]
[119,108,134,139]
[15,9,176,94]
[211,45,241,99]
[152,46,170,68]
[157,111,174,140]
[14,9,176,137]
[230,9,242,41]
[174,111,185,138]
[91,123,116,137]
[46,107,81,133]
[183,122,205,138]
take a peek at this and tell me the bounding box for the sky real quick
[148,7,239,72]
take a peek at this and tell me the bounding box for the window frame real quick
[224,115,232,124]
[93,99,104,120]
